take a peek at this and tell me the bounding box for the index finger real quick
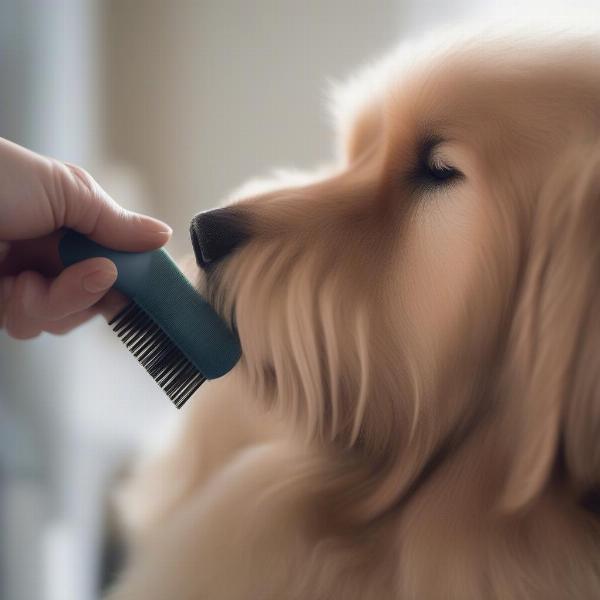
[0,137,172,251]
[53,161,173,251]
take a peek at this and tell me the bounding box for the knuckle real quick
[52,161,104,232]
[7,326,40,340]
[43,321,70,335]
[14,272,36,313]
[46,160,70,227]
[12,271,49,322]
[64,162,96,197]
[4,305,39,339]
[66,163,104,212]
[2,273,43,338]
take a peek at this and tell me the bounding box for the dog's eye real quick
[425,156,461,183]
[414,138,463,189]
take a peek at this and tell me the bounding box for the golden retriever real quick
[107,29,600,599]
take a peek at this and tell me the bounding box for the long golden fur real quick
[108,30,600,599]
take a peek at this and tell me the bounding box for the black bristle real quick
[108,301,206,408]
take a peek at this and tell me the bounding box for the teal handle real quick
[60,233,156,298]
[59,230,241,379]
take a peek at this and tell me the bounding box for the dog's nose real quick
[190,207,250,268]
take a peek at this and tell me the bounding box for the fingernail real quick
[82,265,118,294]
[141,215,173,237]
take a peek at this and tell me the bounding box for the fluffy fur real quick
[108,30,600,599]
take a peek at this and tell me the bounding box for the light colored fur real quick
[108,31,600,599]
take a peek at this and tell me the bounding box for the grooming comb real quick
[59,230,241,408]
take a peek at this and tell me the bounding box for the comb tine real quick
[128,324,160,355]
[109,301,206,408]
[166,362,205,407]
[165,362,196,395]
[120,312,152,344]
[109,303,137,329]
[156,357,188,386]
[132,327,163,361]
[172,373,206,408]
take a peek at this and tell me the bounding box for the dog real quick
[107,29,600,599]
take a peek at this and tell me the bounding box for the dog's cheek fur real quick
[215,231,390,447]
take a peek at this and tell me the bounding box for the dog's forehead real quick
[333,34,600,149]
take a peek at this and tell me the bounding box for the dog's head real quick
[191,33,600,517]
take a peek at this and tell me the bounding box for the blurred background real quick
[0,1,598,599]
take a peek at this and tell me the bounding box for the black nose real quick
[190,207,250,269]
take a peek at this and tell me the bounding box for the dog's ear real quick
[501,143,600,512]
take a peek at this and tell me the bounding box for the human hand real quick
[0,137,172,339]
